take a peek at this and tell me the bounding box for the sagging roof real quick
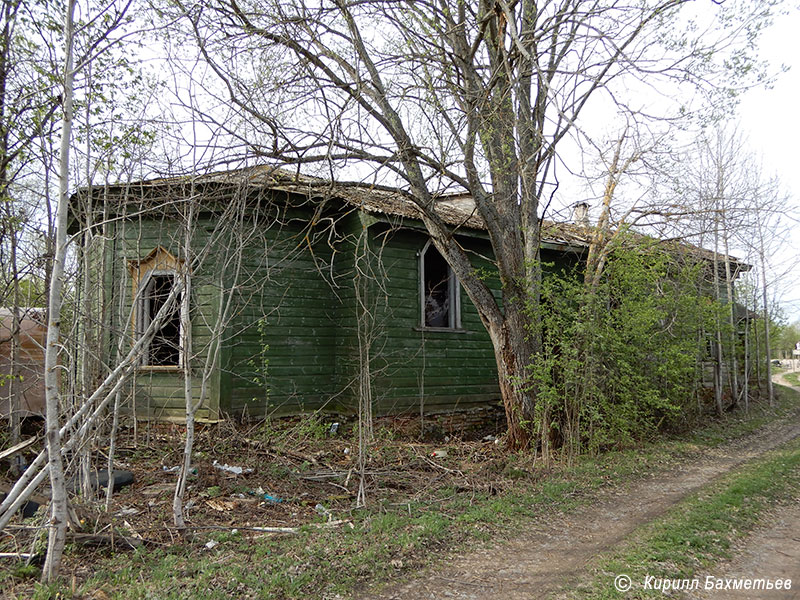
[78,164,749,270]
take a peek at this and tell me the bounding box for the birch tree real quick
[41,0,76,581]
[663,124,792,409]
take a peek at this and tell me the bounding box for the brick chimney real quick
[573,202,590,227]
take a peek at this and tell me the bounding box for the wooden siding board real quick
[351,227,503,415]
[104,196,583,422]
[222,217,341,417]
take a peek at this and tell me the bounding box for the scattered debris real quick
[205,540,219,550]
[206,498,236,511]
[315,504,334,521]
[162,465,197,475]
[329,422,340,435]
[0,419,511,598]
[67,469,135,493]
[252,486,283,503]
[212,460,253,476]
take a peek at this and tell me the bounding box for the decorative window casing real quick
[129,247,184,368]
[419,240,461,329]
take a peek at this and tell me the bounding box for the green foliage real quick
[252,411,331,449]
[772,318,800,359]
[11,563,40,580]
[529,242,724,455]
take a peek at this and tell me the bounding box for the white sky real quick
[737,6,800,323]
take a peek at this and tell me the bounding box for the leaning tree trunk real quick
[486,300,537,450]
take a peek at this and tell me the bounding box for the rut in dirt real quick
[354,401,800,600]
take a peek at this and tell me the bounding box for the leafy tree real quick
[172,0,777,447]
[773,319,800,360]
[531,239,722,458]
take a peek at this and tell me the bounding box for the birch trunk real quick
[760,253,774,406]
[172,239,193,531]
[41,0,76,581]
[0,281,183,533]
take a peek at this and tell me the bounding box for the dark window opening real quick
[423,245,452,328]
[142,273,181,366]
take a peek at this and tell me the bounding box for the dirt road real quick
[686,374,800,600]
[355,390,800,600]
[687,502,800,600]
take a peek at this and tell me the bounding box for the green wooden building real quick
[73,166,594,421]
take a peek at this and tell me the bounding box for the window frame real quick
[136,269,184,369]
[129,247,185,371]
[418,239,462,331]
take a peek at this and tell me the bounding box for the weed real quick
[11,563,39,580]
[204,485,222,498]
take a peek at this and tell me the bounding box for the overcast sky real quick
[738,6,800,323]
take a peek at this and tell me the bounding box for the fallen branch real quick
[0,552,35,560]
[421,456,465,476]
[0,437,38,461]
[182,519,354,535]
[300,470,385,481]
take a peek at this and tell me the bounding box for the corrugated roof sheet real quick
[88,164,747,267]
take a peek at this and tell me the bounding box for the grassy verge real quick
[782,370,800,387]
[11,386,800,600]
[567,435,800,599]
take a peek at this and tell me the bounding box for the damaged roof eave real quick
[360,210,589,255]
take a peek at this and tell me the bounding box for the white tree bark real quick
[41,0,76,582]
[0,281,184,533]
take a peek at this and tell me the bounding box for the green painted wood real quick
[101,186,581,422]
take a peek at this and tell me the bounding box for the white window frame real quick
[418,239,461,330]
[136,268,183,368]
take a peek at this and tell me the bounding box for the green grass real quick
[567,435,800,599]
[12,385,800,600]
[783,370,800,387]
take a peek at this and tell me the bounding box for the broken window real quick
[139,272,182,367]
[420,241,460,329]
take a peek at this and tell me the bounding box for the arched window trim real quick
[418,239,462,330]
